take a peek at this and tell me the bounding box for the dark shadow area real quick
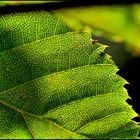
[119,57,140,136]
[0,1,140,15]
[119,57,140,116]
[93,35,133,69]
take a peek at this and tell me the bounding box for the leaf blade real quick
[0,11,139,139]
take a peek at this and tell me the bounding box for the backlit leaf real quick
[0,11,139,139]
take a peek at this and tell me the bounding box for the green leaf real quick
[0,1,58,7]
[0,11,139,139]
[0,11,70,52]
[53,4,140,56]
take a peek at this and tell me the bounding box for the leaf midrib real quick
[0,100,88,139]
[1,97,131,139]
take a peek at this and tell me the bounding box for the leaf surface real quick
[0,11,139,139]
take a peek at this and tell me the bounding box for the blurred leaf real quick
[0,11,139,139]
[54,4,140,56]
[0,1,59,7]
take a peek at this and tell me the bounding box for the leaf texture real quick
[0,11,139,139]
